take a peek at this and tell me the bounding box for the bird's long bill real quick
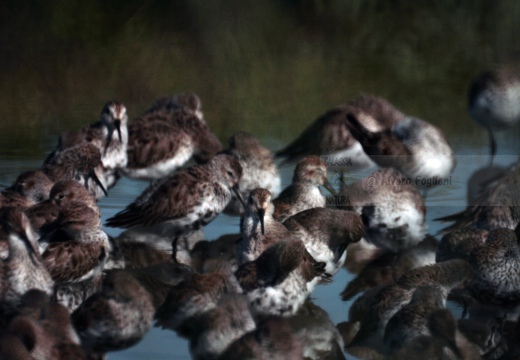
[233,185,247,211]
[322,176,336,195]
[103,120,122,156]
[89,170,108,197]
[257,208,265,235]
[114,119,122,143]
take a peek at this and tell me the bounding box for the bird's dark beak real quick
[257,208,265,235]
[233,185,246,211]
[89,170,108,197]
[104,131,113,156]
[114,119,122,143]
[322,176,336,195]
[103,120,122,156]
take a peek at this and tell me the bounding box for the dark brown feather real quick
[42,242,105,283]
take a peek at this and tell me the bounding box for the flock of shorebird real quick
[0,64,519,360]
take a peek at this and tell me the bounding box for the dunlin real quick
[283,207,363,275]
[45,101,128,192]
[3,313,90,360]
[348,259,474,351]
[383,286,445,355]
[190,233,240,272]
[0,170,54,209]
[436,162,520,233]
[123,261,195,308]
[391,309,461,360]
[458,317,508,358]
[217,316,304,360]
[236,237,326,317]
[276,94,405,169]
[273,156,329,222]
[427,309,481,359]
[94,101,128,168]
[155,261,241,336]
[24,180,100,242]
[24,200,61,238]
[116,239,170,269]
[340,253,395,302]
[39,201,111,285]
[185,294,256,360]
[42,142,108,198]
[468,64,520,157]
[339,167,427,251]
[392,308,486,359]
[71,269,155,353]
[467,228,520,307]
[223,131,281,215]
[123,95,222,180]
[237,188,291,266]
[17,289,81,345]
[40,195,117,312]
[46,101,128,165]
[0,207,54,310]
[341,235,437,301]
[435,228,489,263]
[391,235,438,281]
[346,113,456,190]
[466,164,507,206]
[145,91,204,120]
[106,154,242,238]
[287,300,346,360]
[48,180,99,215]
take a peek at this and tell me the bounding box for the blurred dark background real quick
[1,0,519,158]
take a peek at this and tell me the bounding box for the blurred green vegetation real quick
[0,0,519,158]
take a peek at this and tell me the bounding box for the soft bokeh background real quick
[1,2,520,359]
[1,0,519,158]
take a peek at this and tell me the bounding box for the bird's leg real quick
[488,127,497,165]
[171,237,179,264]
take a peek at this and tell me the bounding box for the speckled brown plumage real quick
[40,201,110,285]
[42,142,107,197]
[436,162,520,233]
[348,259,474,351]
[346,114,455,189]
[0,170,54,210]
[468,228,520,306]
[0,208,54,309]
[155,262,241,336]
[218,316,304,360]
[71,270,156,353]
[276,94,404,166]
[106,154,242,234]
[124,96,221,179]
[236,238,326,316]
[283,207,363,275]
[273,156,328,222]
[237,188,291,266]
[223,131,281,215]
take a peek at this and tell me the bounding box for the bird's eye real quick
[227,170,233,177]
